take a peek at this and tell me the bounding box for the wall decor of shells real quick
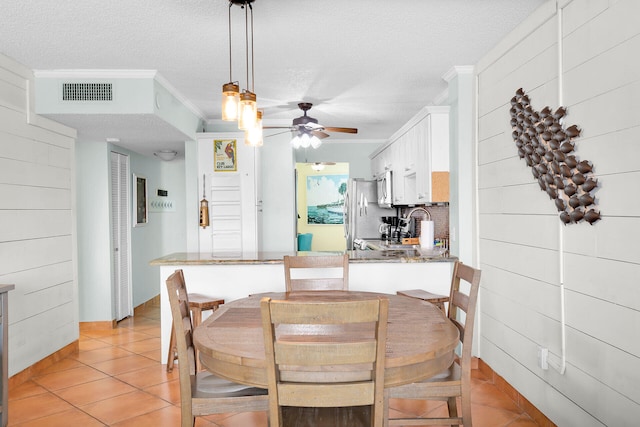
[510,88,601,225]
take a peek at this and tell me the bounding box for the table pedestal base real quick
[283,405,371,427]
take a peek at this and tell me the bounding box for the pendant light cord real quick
[249,3,254,93]
[244,3,249,93]
[228,2,233,82]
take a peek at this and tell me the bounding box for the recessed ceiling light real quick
[106,137,120,143]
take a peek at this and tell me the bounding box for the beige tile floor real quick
[8,302,539,426]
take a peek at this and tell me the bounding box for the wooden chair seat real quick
[166,269,268,426]
[397,289,448,314]
[166,294,224,372]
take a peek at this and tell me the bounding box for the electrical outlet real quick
[537,346,549,370]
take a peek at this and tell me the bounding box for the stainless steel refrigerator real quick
[344,178,391,249]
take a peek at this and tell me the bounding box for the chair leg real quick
[461,389,472,427]
[166,323,177,372]
[191,307,202,371]
[447,396,458,424]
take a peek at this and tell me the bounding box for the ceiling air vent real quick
[62,83,113,101]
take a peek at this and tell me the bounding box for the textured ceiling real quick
[1,0,547,157]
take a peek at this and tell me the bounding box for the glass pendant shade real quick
[221,82,240,121]
[310,135,322,149]
[299,133,311,148]
[291,135,302,149]
[238,91,257,130]
[245,110,263,147]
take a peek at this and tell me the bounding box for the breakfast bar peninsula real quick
[150,249,456,362]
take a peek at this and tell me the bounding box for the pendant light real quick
[245,110,263,147]
[221,0,259,135]
[221,2,238,121]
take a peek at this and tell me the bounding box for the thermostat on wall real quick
[157,189,168,197]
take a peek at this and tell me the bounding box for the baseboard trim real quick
[134,294,160,315]
[79,319,117,331]
[9,340,79,390]
[478,358,557,427]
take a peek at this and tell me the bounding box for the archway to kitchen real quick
[295,162,349,251]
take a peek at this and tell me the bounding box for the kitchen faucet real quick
[404,207,431,221]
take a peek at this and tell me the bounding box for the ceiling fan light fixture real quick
[221,82,239,121]
[291,135,302,149]
[310,135,322,149]
[245,110,263,147]
[299,133,311,148]
[238,91,257,130]
[311,162,325,171]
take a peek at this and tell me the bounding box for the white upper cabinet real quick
[370,106,449,205]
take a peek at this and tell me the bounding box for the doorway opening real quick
[295,162,349,252]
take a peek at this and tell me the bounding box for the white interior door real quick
[110,152,133,321]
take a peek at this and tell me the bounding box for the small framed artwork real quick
[133,174,148,226]
[214,139,237,172]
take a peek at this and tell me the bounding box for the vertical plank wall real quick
[0,53,78,375]
[476,0,640,425]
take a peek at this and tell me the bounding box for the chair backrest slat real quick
[262,295,388,426]
[284,254,349,291]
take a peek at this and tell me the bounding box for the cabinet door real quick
[416,115,431,203]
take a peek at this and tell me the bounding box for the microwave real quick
[376,170,393,208]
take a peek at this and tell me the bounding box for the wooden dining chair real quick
[386,262,481,426]
[261,296,389,427]
[283,253,349,291]
[166,270,268,427]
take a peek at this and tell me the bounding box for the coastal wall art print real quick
[306,174,348,225]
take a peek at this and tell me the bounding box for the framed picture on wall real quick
[133,174,148,226]
[306,174,348,224]
[214,139,237,172]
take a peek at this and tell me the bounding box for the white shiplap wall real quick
[476,0,640,425]
[0,53,78,375]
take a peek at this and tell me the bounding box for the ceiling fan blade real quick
[264,129,295,138]
[324,127,358,134]
[312,131,330,139]
[263,126,294,130]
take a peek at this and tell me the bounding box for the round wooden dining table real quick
[193,290,459,389]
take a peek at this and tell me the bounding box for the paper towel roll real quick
[420,220,434,250]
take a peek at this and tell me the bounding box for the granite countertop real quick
[150,249,456,266]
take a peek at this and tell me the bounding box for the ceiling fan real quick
[264,102,357,148]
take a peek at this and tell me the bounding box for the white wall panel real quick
[563,0,640,72]
[480,336,605,427]
[478,17,558,116]
[571,126,640,176]
[565,327,640,405]
[0,184,70,210]
[0,106,74,148]
[478,156,536,189]
[480,239,560,285]
[0,210,71,241]
[481,264,560,320]
[479,185,557,215]
[0,158,71,188]
[563,253,640,310]
[480,213,560,249]
[476,0,640,423]
[0,53,77,376]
